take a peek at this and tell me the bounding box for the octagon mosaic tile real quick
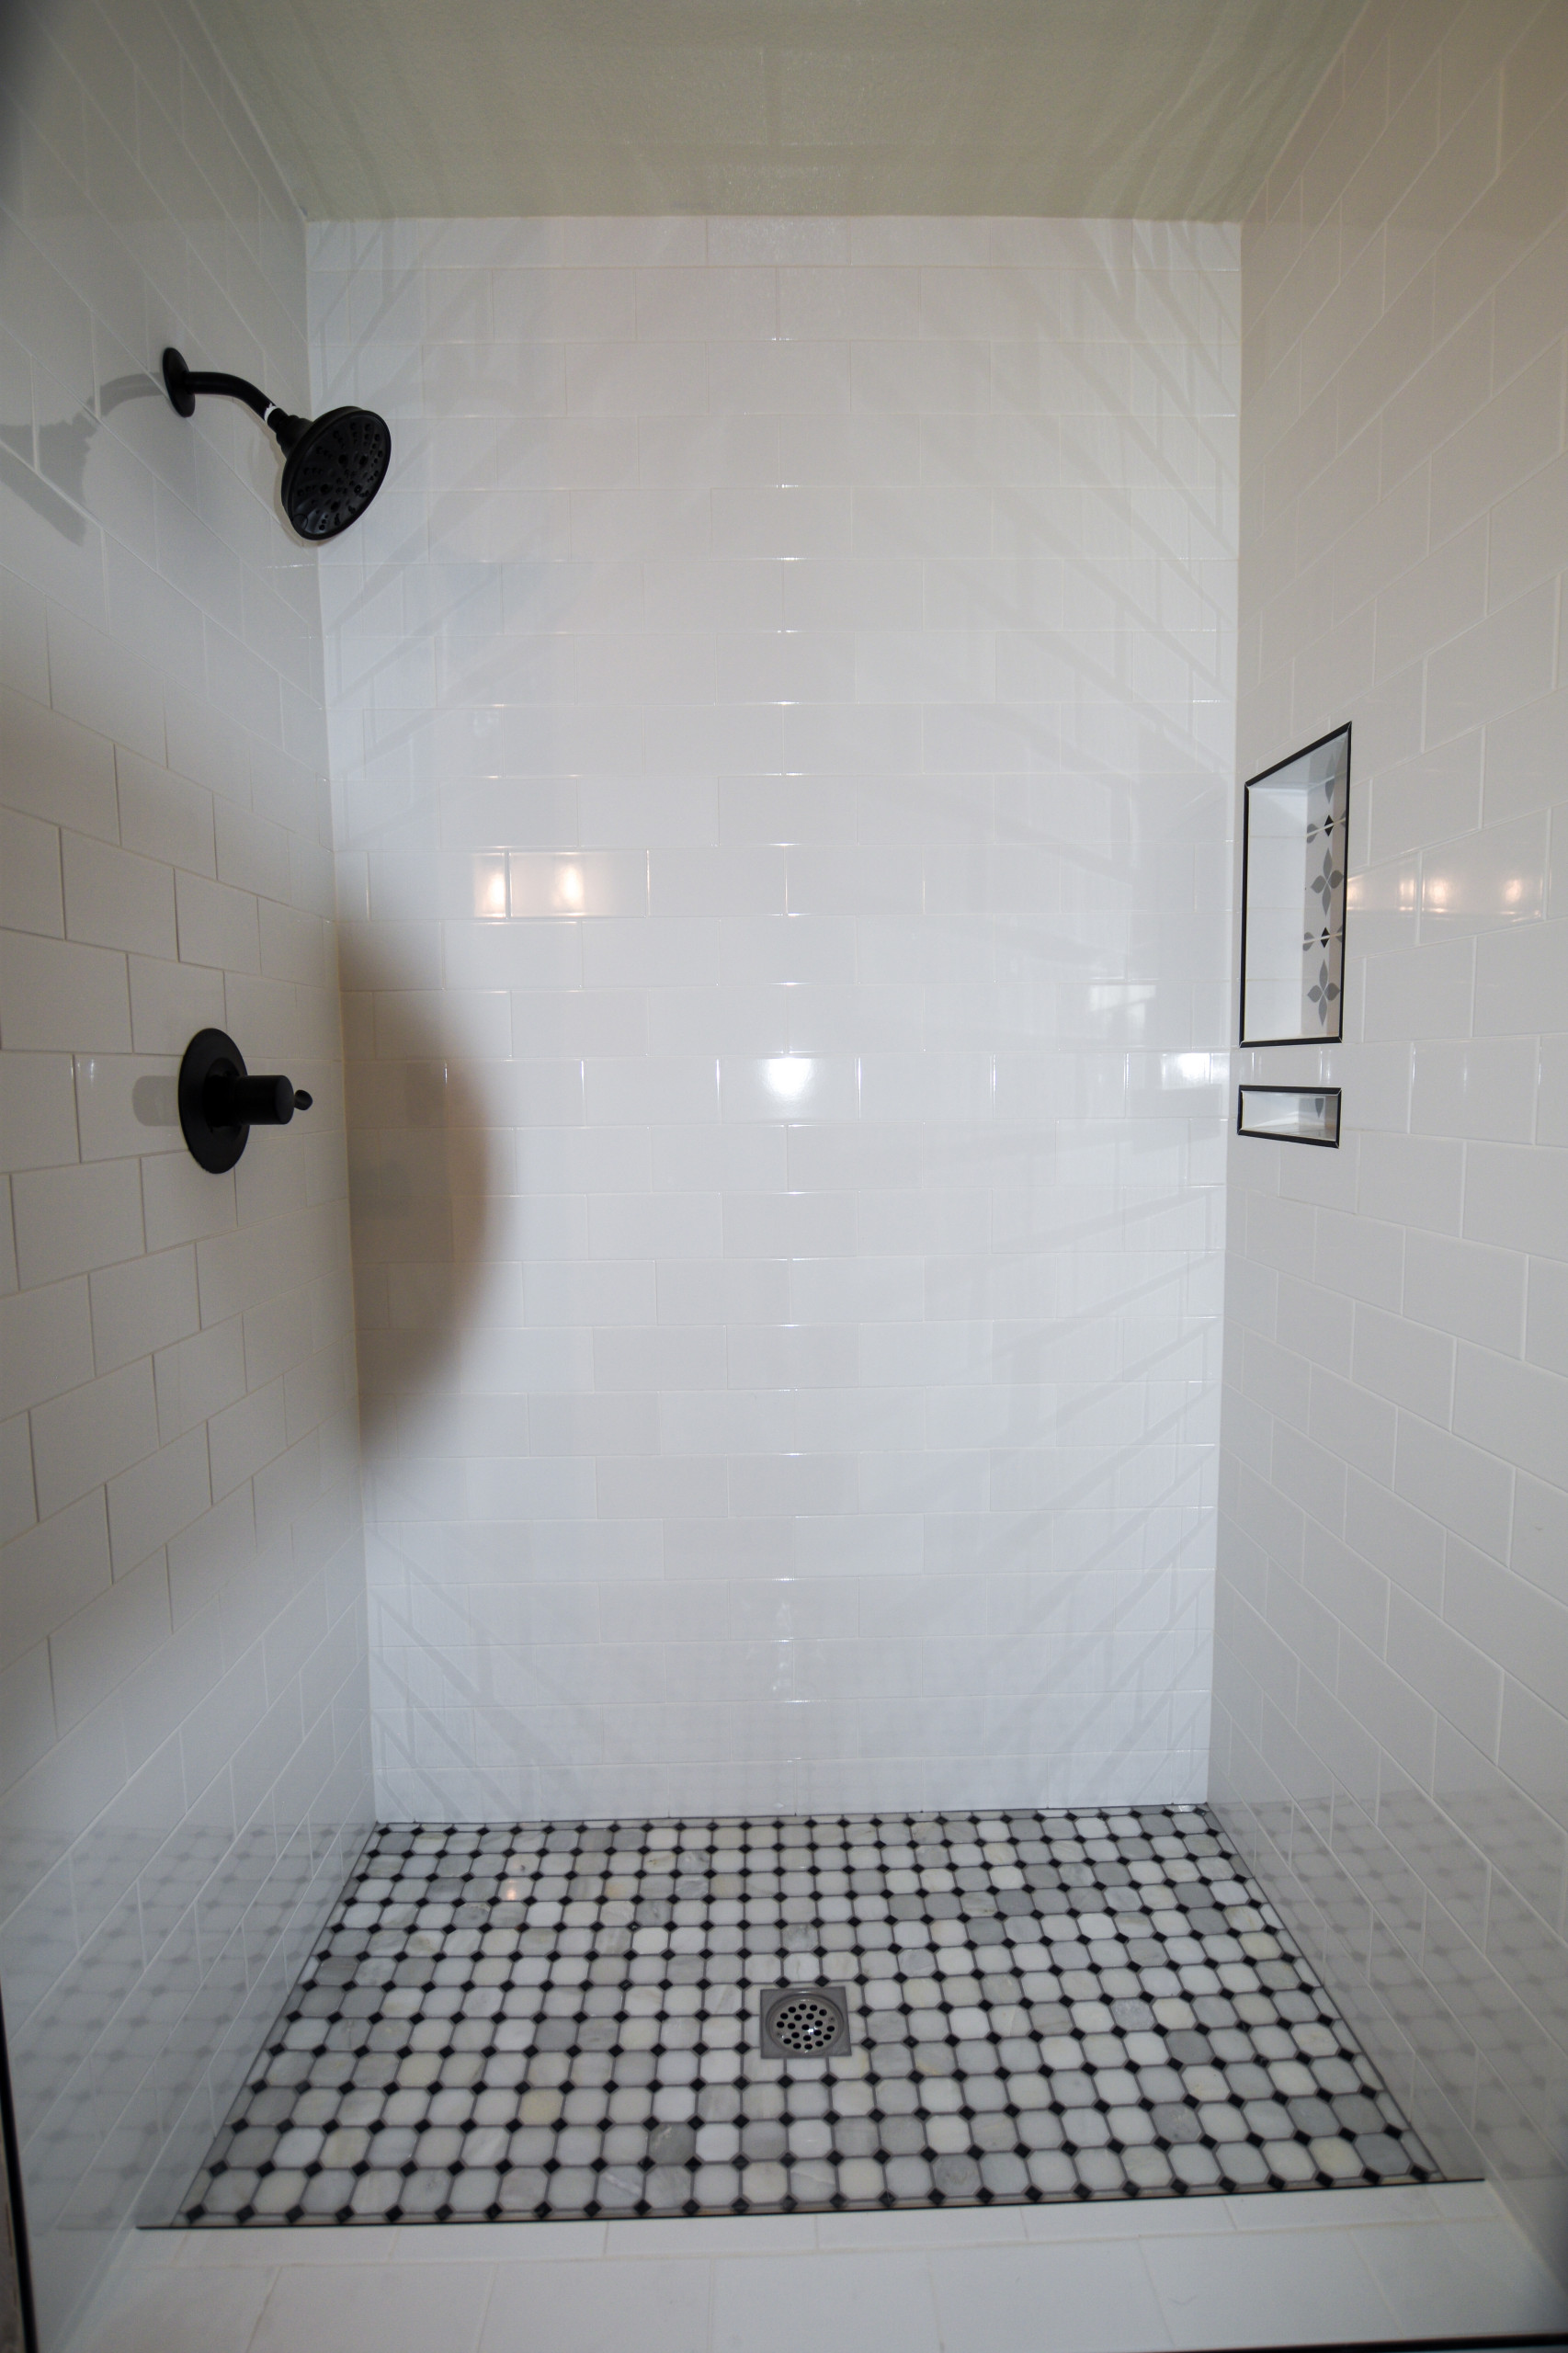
[178,1807,1440,2227]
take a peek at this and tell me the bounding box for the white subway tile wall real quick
[1212,0,1568,2278]
[311,215,1239,1827]
[0,0,370,2339]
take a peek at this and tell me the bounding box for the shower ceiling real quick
[192,0,1362,219]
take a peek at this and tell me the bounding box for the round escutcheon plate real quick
[177,1027,250,1173]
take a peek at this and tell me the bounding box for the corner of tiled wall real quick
[0,1,372,2339]
[1212,0,1568,2286]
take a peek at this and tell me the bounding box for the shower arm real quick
[162,348,308,452]
[161,345,390,542]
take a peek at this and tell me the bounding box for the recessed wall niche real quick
[1238,724,1350,1045]
[1236,1084,1342,1148]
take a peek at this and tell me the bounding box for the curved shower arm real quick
[160,344,391,542]
[162,348,306,449]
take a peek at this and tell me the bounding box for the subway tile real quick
[72,1051,179,1164]
[1387,1591,1503,1756]
[142,1151,236,1254]
[12,1157,143,1289]
[1312,1207,1403,1309]
[1483,689,1568,829]
[115,749,217,879]
[0,1642,56,1786]
[1426,584,1558,746]
[1,808,63,939]
[563,341,705,416]
[0,1051,79,1174]
[62,833,177,960]
[0,1409,35,1546]
[0,930,130,1052]
[173,870,261,973]
[1360,936,1474,1041]
[1444,1544,1568,1724]
[1410,1038,1538,1142]
[1524,1256,1568,1377]
[1429,345,1565,548]
[1420,812,1550,940]
[1,688,119,840]
[1471,915,1568,1037]
[1463,1142,1568,1259]
[1402,1232,1525,1355]
[0,1489,111,1669]
[30,1358,159,1518]
[127,949,225,1056]
[1450,1344,1568,1492]
[49,1550,171,1732]
[49,603,165,761]
[1351,1301,1454,1423]
[105,1424,211,1574]
[0,1274,95,1420]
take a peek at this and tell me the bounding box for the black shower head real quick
[277,406,392,540]
[162,347,390,542]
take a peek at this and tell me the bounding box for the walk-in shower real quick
[3,0,1566,2347]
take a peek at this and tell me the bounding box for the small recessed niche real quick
[1237,1084,1341,1147]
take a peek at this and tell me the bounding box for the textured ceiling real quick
[194,0,1363,221]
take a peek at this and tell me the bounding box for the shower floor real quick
[178,1805,1439,2228]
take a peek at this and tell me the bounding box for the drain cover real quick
[760,1984,849,2060]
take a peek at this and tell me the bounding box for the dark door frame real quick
[0,1984,39,2353]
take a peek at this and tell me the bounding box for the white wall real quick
[1212,0,1568,2279]
[312,213,1238,1825]
[0,0,370,2339]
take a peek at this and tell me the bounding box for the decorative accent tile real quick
[179,1806,1441,2227]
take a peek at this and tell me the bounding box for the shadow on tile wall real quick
[337,929,501,1802]
[341,934,495,1453]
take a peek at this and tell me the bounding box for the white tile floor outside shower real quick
[69,2183,1568,2353]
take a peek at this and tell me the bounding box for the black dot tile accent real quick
[177,1806,1442,2228]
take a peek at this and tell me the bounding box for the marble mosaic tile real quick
[179,1806,1440,2226]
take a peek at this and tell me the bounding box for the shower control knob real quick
[204,1071,309,1128]
[178,1028,313,1174]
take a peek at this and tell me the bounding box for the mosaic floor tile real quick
[179,1806,1441,2227]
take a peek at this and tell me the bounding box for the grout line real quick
[1131,2230,1182,2352]
[237,2264,278,2353]
[921,2247,946,2353]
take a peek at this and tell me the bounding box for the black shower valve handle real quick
[202,1071,312,1128]
[178,1028,312,1174]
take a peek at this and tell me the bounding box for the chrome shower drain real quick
[760,1983,849,2060]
